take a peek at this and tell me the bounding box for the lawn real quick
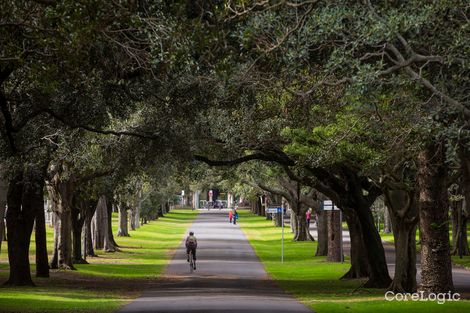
[379,227,470,270]
[0,208,198,312]
[239,211,470,313]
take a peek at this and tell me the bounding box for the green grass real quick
[0,286,123,313]
[238,211,470,313]
[0,209,198,312]
[452,255,470,269]
[379,228,470,269]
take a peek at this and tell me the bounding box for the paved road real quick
[119,210,313,313]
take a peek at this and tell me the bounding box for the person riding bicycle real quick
[185,231,198,270]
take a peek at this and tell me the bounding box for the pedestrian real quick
[229,209,233,223]
[306,209,312,229]
[233,209,239,225]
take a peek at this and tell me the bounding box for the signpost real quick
[322,200,344,263]
[267,207,284,262]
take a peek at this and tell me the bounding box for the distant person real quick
[233,209,239,225]
[185,231,197,270]
[229,209,233,223]
[306,209,312,229]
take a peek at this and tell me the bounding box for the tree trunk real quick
[290,206,296,234]
[451,199,469,256]
[260,195,266,216]
[0,171,6,255]
[58,210,75,269]
[327,210,342,262]
[315,210,328,256]
[117,203,130,236]
[71,201,86,264]
[0,200,6,256]
[83,205,97,257]
[455,145,470,256]
[354,202,391,288]
[50,212,59,269]
[47,173,75,270]
[254,196,262,215]
[418,143,454,294]
[158,204,164,217]
[381,181,419,293]
[92,196,107,250]
[5,172,35,286]
[273,212,282,227]
[130,205,136,231]
[384,206,392,234]
[341,210,369,279]
[293,211,314,241]
[35,189,49,277]
[106,198,119,251]
[391,222,417,292]
[134,190,141,229]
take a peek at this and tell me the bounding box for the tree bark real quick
[384,206,392,234]
[418,143,454,294]
[130,205,136,231]
[0,200,6,255]
[293,210,314,241]
[83,203,97,258]
[50,212,59,269]
[71,199,86,264]
[290,205,296,234]
[341,210,369,279]
[158,204,164,217]
[273,212,282,227]
[106,197,119,251]
[455,145,470,256]
[35,186,49,277]
[381,177,419,293]
[0,171,6,255]
[117,202,130,236]
[327,210,342,262]
[134,189,141,229]
[352,201,391,288]
[47,171,75,270]
[315,210,328,256]
[92,196,107,250]
[451,199,469,256]
[5,171,34,286]
[58,210,74,269]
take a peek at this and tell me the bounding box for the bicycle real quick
[189,250,194,273]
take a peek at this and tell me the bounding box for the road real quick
[119,210,313,313]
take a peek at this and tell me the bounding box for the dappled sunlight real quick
[239,211,470,313]
[0,209,198,312]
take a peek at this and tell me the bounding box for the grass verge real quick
[238,210,470,313]
[0,209,198,312]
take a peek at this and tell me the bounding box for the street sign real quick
[265,206,285,262]
[323,200,339,211]
[266,207,282,213]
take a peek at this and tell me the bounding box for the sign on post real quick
[322,200,339,211]
[266,207,283,214]
[266,207,284,262]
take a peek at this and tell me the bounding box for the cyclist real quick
[185,231,198,270]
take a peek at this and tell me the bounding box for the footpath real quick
[119,210,313,313]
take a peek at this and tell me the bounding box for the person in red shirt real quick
[229,210,233,223]
[306,209,312,229]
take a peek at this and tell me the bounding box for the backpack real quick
[187,236,197,248]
